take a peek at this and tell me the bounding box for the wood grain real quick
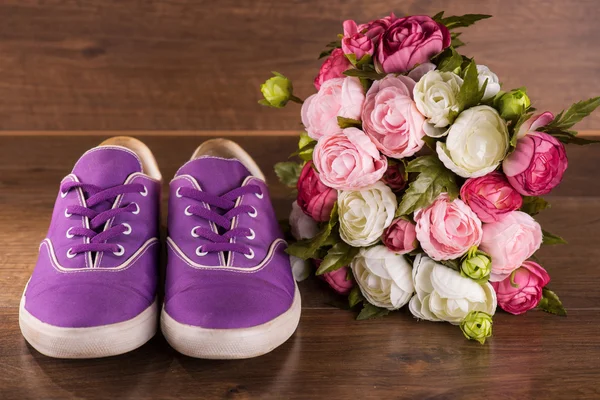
[0,0,598,131]
[1,134,600,399]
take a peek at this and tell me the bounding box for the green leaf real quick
[540,127,600,145]
[343,69,386,80]
[274,161,303,188]
[318,39,342,59]
[542,229,567,245]
[538,288,567,316]
[435,46,463,73]
[457,60,485,111]
[337,116,362,129]
[290,135,316,161]
[544,97,600,130]
[348,286,364,308]
[356,302,390,320]
[432,11,445,21]
[440,259,461,271]
[316,242,359,275]
[451,32,465,48]
[396,155,459,216]
[520,196,550,216]
[436,14,492,30]
[346,53,373,68]
[510,112,533,148]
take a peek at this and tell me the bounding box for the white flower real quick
[290,255,311,282]
[437,105,509,178]
[413,70,463,131]
[289,201,318,240]
[351,246,414,310]
[338,182,396,247]
[409,255,497,324]
[476,65,501,101]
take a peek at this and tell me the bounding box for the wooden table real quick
[1,133,600,399]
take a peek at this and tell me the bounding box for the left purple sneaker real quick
[19,137,162,358]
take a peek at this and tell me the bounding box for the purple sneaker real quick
[161,139,301,359]
[19,137,162,358]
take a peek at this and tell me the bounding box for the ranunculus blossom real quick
[314,260,354,295]
[413,70,463,131]
[339,76,365,121]
[382,218,417,254]
[296,161,337,222]
[313,127,388,190]
[358,13,398,42]
[351,245,414,310]
[409,255,497,324]
[476,65,501,101]
[460,172,523,223]
[503,131,568,196]
[289,201,319,241]
[479,211,543,282]
[491,261,550,315]
[302,78,344,140]
[414,194,483,261]
[314,48,352,91]
[381,162,407,192]
[516,112,554,139]
[362,75,426,159]
[437,105,509,178]
[341,20,374,61]
[376,15,451,74]
[338,182,397,247]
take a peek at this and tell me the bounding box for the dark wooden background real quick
[0,0,599,131]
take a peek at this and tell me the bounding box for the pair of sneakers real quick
[19,137,301,359]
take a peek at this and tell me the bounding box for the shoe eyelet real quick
[244,248,255,259]
[255,191,264,199]
[122,223,132,235]
[185,206,193,216]
[246,228,255,240]
[191,226,200,238]
[176,187,183,198]
[113,244,125,256]
[140,186,148,197]
[64,209,72,218]
[66,227,74,239]
[248,206,258,218]
[60,190,68,198]
[131,202,140,215]
[66,248,77,259]
[196,246,208,256]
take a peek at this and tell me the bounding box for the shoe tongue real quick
[176,156,252,195]
[72,146,143,188]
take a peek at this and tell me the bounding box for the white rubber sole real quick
[19,292,158,359]
[161,284,301,359]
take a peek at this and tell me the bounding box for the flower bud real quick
[461,252,492,281]
[460,311,493,344]
[496,88,531,120]
[259,72,293,108]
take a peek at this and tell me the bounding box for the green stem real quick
[289,95,304,104]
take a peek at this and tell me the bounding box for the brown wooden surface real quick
[1,134,600,399]
[0,0,599,131]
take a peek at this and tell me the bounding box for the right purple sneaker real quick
[161,139,301,359]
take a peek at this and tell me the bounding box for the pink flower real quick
[382,162,407,192]
[503,131,568,196]
[382,218,417,254]
[479,211,543,282]
[491,261,550,315]
[339,76,365,121]
[302,78,344,140]
[414,194,483,261]
[361,75,426,158]
[358,13,398,42]
[342,20,374,61]
[517,111,554,139]
[460,172,523,223]
[377,15,451,74]
[313,127,387,190]
[314,48,352,91]
[314,260,354,295]
[296,161,338,222]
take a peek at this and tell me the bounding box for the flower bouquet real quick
[259,12,600,343]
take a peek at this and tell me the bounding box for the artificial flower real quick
[413,70,463,132]
[341,20,374,61]
[297,161,338,222]
[491,261,550,315]
[496,88,531,121]
[381,162,407,192]
[382,218,417,254]
[289,201,319,240]
[339,76,366,121]
[460,172,523,223]
[516,111,554,139]
[314,48,352,90]
[476,65,501,101]
[460,311,493,344]
[314,260,354,295]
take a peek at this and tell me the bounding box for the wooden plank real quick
[0,0,598,131]
[1,308,599,399]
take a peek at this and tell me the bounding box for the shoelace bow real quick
[179,184,262,256]
[61,181,145,256]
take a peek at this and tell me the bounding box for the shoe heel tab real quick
[191,139,265,182]
[99,136,162,181]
